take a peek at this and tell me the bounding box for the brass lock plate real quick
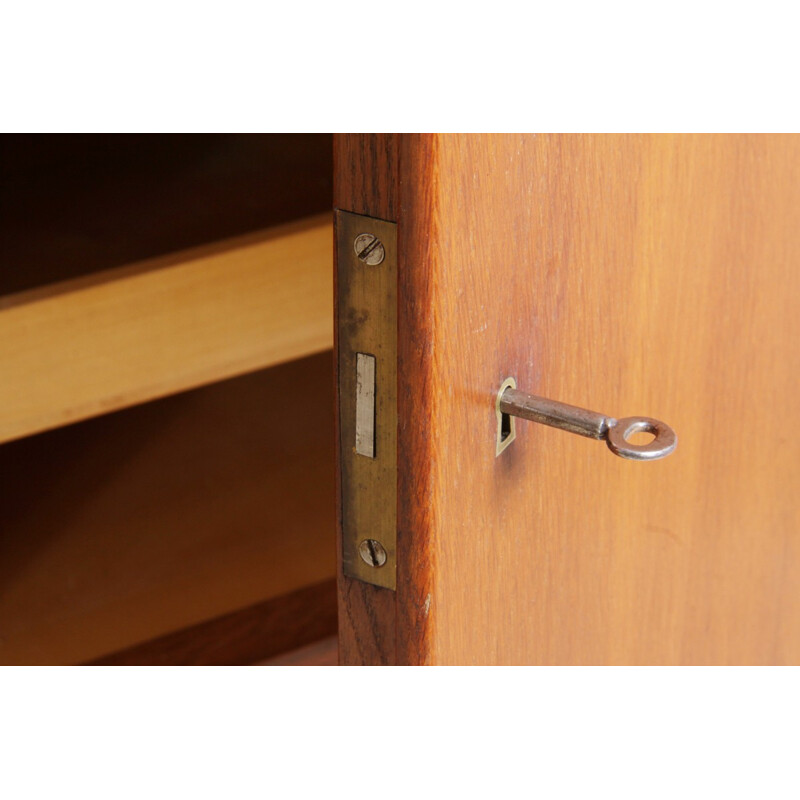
[336,210,397,590]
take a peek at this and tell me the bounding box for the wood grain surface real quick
[0,352,335,665]
[334,134,397,221]
[402,134,800,664]
[0,214,332,443]
[395,135,439,664]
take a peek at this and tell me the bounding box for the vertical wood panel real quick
[396,134,438,665]
[417,134,800,664]
[338,133,799,665]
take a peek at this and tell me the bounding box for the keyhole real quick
[495,377,517,456]
[500,410,512,443]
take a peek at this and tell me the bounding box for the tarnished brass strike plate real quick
[336,210,397,590]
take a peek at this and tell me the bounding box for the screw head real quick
[354,233,385,266]
[358,538,387,567]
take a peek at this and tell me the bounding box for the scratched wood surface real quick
[408,134,800,664]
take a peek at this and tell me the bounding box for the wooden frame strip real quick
[88,580,337,666]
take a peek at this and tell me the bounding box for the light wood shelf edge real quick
[0,213,333,444]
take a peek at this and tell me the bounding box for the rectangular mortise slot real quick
[355,353,376,458]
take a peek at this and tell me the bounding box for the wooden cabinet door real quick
[334,134,800,665]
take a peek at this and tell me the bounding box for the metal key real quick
[496,382,677,461]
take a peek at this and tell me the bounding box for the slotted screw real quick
[358,538,387,567]
[354,233,385,266]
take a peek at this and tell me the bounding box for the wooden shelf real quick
[0,214,333,444]
[0,352,335,665]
